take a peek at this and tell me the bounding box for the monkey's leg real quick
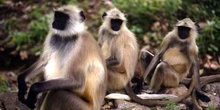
[132,51,155,94]
[143,50,155,68]
[143,51,156,83]
[36,92,47,110]
[148,62,179,93]
[25,78,84,109]
[42,90,91,110]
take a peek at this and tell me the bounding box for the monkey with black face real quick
[17,5,107,110]
[98,8,139,91]
[144,18,204,94]
[125,18,210,106]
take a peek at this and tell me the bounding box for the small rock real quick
[177,103,188,110]
[203,82,220,97]
[199,92,220,109]
[116,100,151,110]
[165,84,188,96]
[0,92,29,110]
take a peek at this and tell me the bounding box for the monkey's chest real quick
[101,41,111,59]
[162,47,190,73]
[44,53,70,80]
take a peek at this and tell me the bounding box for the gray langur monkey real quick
[125,18,211,106]
[98,8,139,90]
[17,5,107,110]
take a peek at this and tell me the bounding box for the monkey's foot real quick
[196,90,210,102]
[25,101,36,109]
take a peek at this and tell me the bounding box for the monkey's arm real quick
[17,59,45,104]
[143,52,162,80]
[142,36,172,80]
[24,76,85,109]
[192,60,210,102]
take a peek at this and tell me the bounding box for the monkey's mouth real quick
[111,19,123,31]
[178,26,191,39]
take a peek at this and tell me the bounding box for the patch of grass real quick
[0,77,8,92]
[162,97,170,101]
[206,105,215,110]
[166,103,180,110]
[12,13,50,51]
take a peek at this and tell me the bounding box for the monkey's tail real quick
[192,74,220,110]
[124,80,196,106]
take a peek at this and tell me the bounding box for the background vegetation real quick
[0,0,219,70]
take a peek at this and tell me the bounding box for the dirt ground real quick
[0,71,220,110]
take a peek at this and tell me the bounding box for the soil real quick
[0,70,220,110]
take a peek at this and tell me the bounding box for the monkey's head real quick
[176,18,199,40]
[101,8,126,34]
[51,5,86,36]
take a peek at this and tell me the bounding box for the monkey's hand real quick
[106,57,119,67]
[17,74,27,104]
[131,77,143,94]
[25,83,41,109]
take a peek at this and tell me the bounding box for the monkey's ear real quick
[194,22,200,30]
[102,12,107,19]
[79,11,86,22]
[176,19,180,22]
[194,22,201,33]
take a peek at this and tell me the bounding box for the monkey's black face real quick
[178,26,191,39]
[52,11,70,30]
[110,19,123,31]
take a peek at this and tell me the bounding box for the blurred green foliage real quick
[206,105,215,110]
[112,0,220,55]
[12,6,50,54]
[198,18,220,55]
[1,0,220,68]
[0,77,8,92]
[165,103,180,110]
